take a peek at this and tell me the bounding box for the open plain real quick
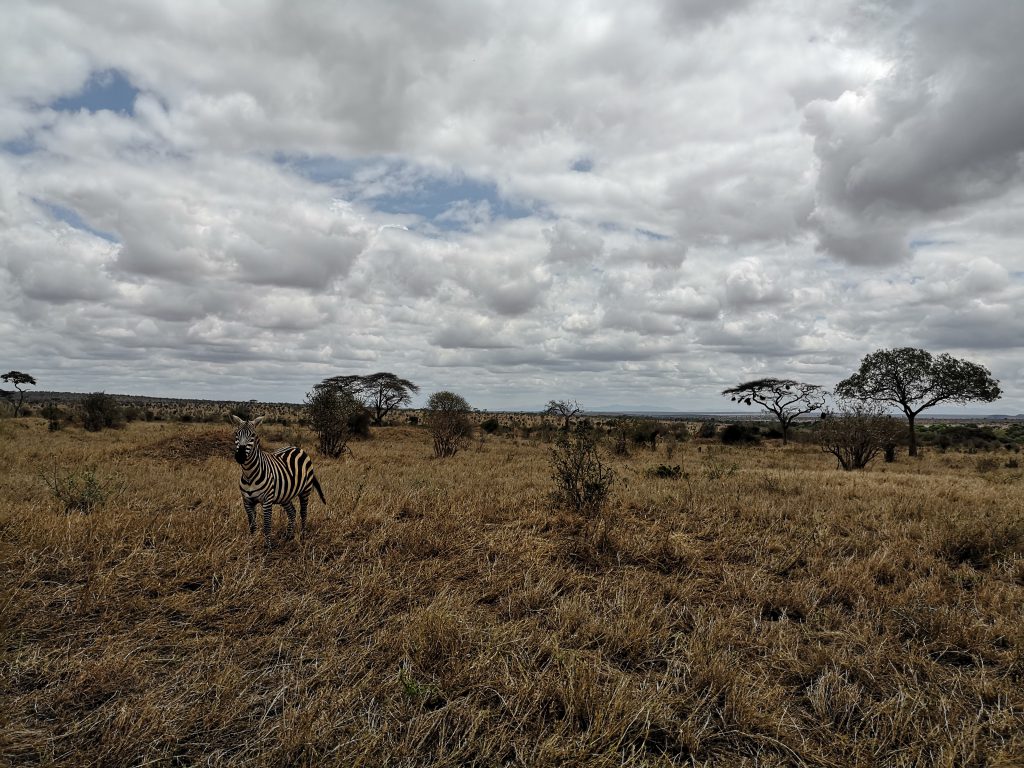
[2,418,1023,766]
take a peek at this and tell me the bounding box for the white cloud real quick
[0,0,1022,411]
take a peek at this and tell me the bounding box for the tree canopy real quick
[835,347,1001,456]
[317,372,419,426]
[721,378,825,444]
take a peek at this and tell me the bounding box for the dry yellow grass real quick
[2,418,1023,766]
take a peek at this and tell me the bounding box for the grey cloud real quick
[652,287,720,320]
[1,226,119,304]
[658,0,754,27]
[916,303,1024,351]
[545,221,604,265]
[610,237,686,270]
[430,316,517,350]
[805,0,1024,264]
[601,307,682,336]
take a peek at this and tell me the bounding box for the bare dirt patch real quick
[137,429,235,462]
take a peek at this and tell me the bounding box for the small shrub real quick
[426,391,472,458]
[818,401,903,471]
[647,464,682,479]
[702,455,737,480]
[696,421,717,439]
[347,406,372,439]
[663,434,677,460]
[480,417,501,435]
[40,465,122,514]
[306,385,365,458]
[230,404,254,421]
[609,417,632,456]
[1005,457,1019,469]
[720,423,760,445]
[82,392,123,432]
[975,456,999,474]
[550,426,615,518]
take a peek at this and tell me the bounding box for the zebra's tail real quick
[311,474,326,504]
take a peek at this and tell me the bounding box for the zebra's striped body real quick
[232,416,325,545]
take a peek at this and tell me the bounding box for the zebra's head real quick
[231,415,265,464]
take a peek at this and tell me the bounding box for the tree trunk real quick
[907,412,917,457]
[780,418,789,445]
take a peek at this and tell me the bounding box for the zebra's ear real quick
[230,414,244,425]
[252,416,265,426]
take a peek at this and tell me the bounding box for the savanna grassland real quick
[2,418,1023,767]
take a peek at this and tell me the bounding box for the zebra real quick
[231,415,325,546]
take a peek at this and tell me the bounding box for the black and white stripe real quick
[231,415,326,545]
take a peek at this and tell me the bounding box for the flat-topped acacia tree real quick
[721,378,826,445]
[1,371,36,417]
[835,347,1001,457]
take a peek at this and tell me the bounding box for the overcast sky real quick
[2,0,1022,412]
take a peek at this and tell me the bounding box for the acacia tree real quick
[835,348,1001,457]
[317,372,419,426]
[721,378,825,445]
[1,371,37,417]
[545,399,583,430]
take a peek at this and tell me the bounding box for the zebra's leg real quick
[283,500,298,540]
[298,491,310,535]
[262,501,273,547]
[242,495,257,533]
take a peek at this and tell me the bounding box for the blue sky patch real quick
[51,69,139,115]
[1,137,37,156]
[278,154,534,229]
[37,200,120,243]
[274,153,363,184]
[909,238,955,250]
[372,175,533,227]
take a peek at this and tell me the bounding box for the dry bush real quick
[819,401,904,470]
[2,419,1023,766]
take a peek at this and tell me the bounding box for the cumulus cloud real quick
[0,0,1022,410]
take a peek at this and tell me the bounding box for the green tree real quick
[721,378,825,445]
[82,392,123,432]
[835,348,1001,457]
[425,391,472,458]
[1,371,37,417]
[317,372,419,426]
